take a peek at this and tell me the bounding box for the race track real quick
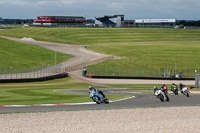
[1,88,199,113]
[0,36,199,113]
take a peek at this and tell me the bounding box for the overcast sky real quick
[0,0,199,20]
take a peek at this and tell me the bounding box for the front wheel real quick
[166,95,169,102]
[187,93,189,97]
[93,97,101,104]
[175,89,178,95]
[104,98,109,104]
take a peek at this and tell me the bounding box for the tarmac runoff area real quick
[0,36,200,132]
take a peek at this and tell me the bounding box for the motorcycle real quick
[154,89,169,102]
[181,87,190,97]
[171,86,178,95]
[89,90,109,104]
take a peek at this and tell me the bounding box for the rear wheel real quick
[159,94,164,102]
[187,93,189,97]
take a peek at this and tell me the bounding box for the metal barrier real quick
[85,66,199,79]
[195,74,200,88]
[0,56,116,80]
[0,64,63,80]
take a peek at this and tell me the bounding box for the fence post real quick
[195,74,199,88]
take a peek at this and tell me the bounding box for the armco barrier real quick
[0,72,68,83]
[89,75,194,80]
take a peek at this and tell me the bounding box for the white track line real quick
[0,96,135,108]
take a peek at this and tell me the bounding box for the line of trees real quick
[176,20,200,27]
[0,19,33,25]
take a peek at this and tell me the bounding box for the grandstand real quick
[33,16,87,27]
[95,15,124,27]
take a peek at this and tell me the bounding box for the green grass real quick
[0,37,73,71]
[109,84,199,93]
[121,90,154,93]
[1,27,200,45]
[190,88,200,91]
[86,41,200,77]
[0,77,128,105]
[1,27,200,76]
[108,84,194,89]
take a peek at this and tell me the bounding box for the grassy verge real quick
[86,41,200,77]
[108,83,199,93]
[107,84,171,89]
[1,27,200,76]
[1,28,199,76]
[0,37,73,71]
[0,77,128,105]
[1,27,200,45]
[121,90,154,93]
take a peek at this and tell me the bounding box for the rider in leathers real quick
[89,86,105,98]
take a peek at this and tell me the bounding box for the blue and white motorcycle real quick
[89,90,109,104]
[154,89,169,102]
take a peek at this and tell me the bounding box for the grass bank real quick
[1,27,200,76]
[0,77,128,105]
[1,27,200,45]
[0,37,72,70]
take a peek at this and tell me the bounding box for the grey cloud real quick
[0,0,200,20]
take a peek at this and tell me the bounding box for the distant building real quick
[0,17,33,25]
[33,16,87,27]
[124,20,135,27]
[134,19,176,28]
[95,15,124,27]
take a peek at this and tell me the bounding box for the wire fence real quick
[85,66,200,78]
[0,56,117,80]
[0,64,63,80]
[1,55,197,80]
[195,74,200,88]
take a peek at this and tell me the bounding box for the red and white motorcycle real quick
[154,89,169,102]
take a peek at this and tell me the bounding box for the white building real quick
[134,19,176,28]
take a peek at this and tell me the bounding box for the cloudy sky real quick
[0,0,199,20]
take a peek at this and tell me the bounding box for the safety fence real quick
[85,66,200,79]
[195,74,200,88]
[0,56,116,80]
[0,64,63,80]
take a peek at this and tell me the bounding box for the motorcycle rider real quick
[171,83,176,88]
[89,86,105,98]
[179,83,184,93]
[154,86,158,93]
[171,83,178,90]
[161,83,168,94]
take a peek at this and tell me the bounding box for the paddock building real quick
[124,19,176,28]
[33,16,87,27]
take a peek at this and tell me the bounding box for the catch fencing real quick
[195,74,200,88]
[0,64,63,80]
[0,56,116,80]
[85,67,199,79]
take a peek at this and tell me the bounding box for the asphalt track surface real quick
[0,88,199,113]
